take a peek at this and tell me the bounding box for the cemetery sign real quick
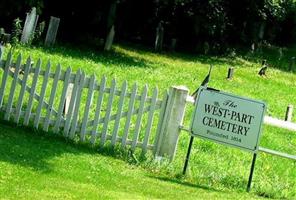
[191,87,266,152]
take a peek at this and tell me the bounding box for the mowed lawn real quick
[0,123,263,200]
[0,44,295,199]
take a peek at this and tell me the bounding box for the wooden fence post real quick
[155,86,189,161]
[63,83,74,116]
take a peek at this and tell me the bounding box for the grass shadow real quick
[147,175,223,193]
[0,120,98,173]
[0,119,143,173]
[34,43,155,69]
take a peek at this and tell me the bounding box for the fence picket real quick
[64,70,80,136]
[0,46,3,61]
[0,51,12,107]
[53,67,72,133]
[0,53,166,154]
[111,80,127,146]
[142,87,158,154]
[15,57,32,124]
[43,64,61,131]
[90,76,106,144]
[34,62,51,128]
[5,55,22,120]
[153,90,169,155]
[131,85,148,151]
[69,71,85,139]
[80,74,96,141]
[24,59,41,125]
[122,83,137,148]
[100,79,116,147]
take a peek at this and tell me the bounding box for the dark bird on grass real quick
[258,59,267,76]
[192,65,213,100]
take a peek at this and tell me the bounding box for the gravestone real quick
[155,22,164,52]
[21,7,38,44]
[170,38,177,51]
[285,105,293,122]
[258,23,265,40]
[227,67,234,80]
[104,25,115,51]
[251,43,255,53]
[288,57,295,71]
[45,16,60,46]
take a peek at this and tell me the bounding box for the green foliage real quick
[11,18,22,46]
[0,44,295,199]
[0,123,264,199]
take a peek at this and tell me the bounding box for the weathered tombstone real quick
[0,28,4,35]
[45,16,60,46]
[285,104,293,122]
[288,57,295,71]
[104,25,115,51]
[0,28,4,44]
[204,42,210,55]
[251,43,255,53]
[155,22,164,52]
[258,22,265,40]
[170,38,177,51]
[21,7,38,44]
[258,59,267,76]
[227,67,234,80]
[33,15,39,34]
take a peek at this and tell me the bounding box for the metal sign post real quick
[247,153,257,192]
[183,66,213,175]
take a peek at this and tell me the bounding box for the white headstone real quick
[104,25,115,51]
[45,16,60,46]
[21,7,38,44]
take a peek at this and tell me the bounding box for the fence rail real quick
[0,51,170,155]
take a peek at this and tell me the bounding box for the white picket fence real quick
[0,51,186,157]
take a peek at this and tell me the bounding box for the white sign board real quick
[191,87,266,152]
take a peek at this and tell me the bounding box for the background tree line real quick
[1,0,296,53]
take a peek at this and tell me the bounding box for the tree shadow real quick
[0,120,97,173]
[38,43,155,69]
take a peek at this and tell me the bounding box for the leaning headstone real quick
[155,22,164,52]
[251,43,255,53]
[285,104,293,122]
[45,16,60,46]
[21,7,38,44]
[288,57,295,71]
[277,48,283,67]
[258,23,265,40]
[0,28,4,35]
[104,25,115,51]
[170,38,177,51]
[227,67,234,80]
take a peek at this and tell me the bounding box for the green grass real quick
[0,43,295,199]
[0,123,263,199]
